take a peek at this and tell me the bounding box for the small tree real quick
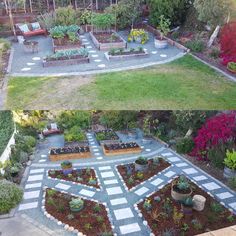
[91,13,115,32]
[158,15,171,40]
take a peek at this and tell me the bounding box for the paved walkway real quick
[10,131,236,235]
[10,31,185,77]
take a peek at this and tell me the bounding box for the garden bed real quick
[95,129,120,145]
[138,176,236,236]
[117,158,170,189]
[49,146,91,161]
[48,168,99,189]
[89,31,127,51]
[45,189,112,236]
[102,142,142,156]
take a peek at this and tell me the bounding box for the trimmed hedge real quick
[0,179,23,214]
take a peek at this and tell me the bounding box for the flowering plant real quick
[128,29,149,44]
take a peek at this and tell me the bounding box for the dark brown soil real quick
[48,168,100,189]
[46,54,86,62]
[93,32,123,43]
[45,189,112,236]
[117,158,170,189]
[53,36,82,46]
[138,177,236,236]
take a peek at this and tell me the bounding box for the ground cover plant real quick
[95,129,119,141]
[50,146,90,155]
[45,189,112,236]
[117,157,170,189]
[138,176,236,236]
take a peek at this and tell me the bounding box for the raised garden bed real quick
[45,189,112,236]
[49,146,91,161]
[138,176,236,236]
[95,129,120,145]
[104,47,149,61]
[48,168,99,189]
[117,157,170,189]
[89,31,127,51]
[102,142,142,156]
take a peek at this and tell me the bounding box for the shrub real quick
[0,38,11,53]
[91,13,115,31]
[185,40,205,52]
[64,126,86,142]
[0,180,23,214]
[79,9,92,25]
[176,137,194,154]
[24,136,36,148]
[55,6,78,26]
[209,47,220,59]
[224,149,236,170]
[227,62,236,72]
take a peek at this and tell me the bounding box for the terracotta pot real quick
[171,183,192,201]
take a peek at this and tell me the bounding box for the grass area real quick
[6,55,236,109]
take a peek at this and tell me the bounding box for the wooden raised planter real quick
[50,151,91,161]
[102,146,142,156]
[104,51,149,61]
[89,31,127,51]
[52,38,85,53]
[42,56,90,67]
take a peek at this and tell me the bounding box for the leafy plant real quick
[136,171,144,180]
[210,202,224,213]
[128,29,149,44]
[69,197,84,212]
[61,161,72,169]
[185,40,205,52]
[54,6,78,26]
[191,218,203,230]
[177,176,190,191]
[224,149,236,170]
[162,198,173,216]
[176,137,194,154]
[162,228,176,236]
[181,197,193,207]
[91,13,115,31]
[84,223,92,230]
[96,215,104,223]
[136,156,148,165]
[227,62,236,72]
[47,189,56,197]
[93,203,102,213]
[88,177,97,185]
[181,223,189,232]
[173,207,183,225]
[80,10,92,25]
[158,15,171,40]
[143,199,152,211]
[67,213,74,220]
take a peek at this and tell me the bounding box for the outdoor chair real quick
[16,22,47,38]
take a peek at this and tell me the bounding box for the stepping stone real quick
[24,190,40,199]
[106,186,123,196]
[91,54,99,58]
[113,207,134,220]
[21,67,31,71]
[38,159,46,163]
[90,142,95,145]
[18,202,38,211]
[104,179,118,185]
[97,157,103,160]
[135,187,149,196]
[182,168,198,175]
[216,192,234,200]
[89,50,96,53]
[83,42,90,45]
[27,174,43,182]
[30,168,44,174]
[32,57,41,61]
[162,152,173,157]
[151,51,157,54]
[141,146,144,149]
[168,157,181,162]
[151,178,163,186]
[92,145,98,148]
[110,197,128,206]
[97,64,106,68]
[94,59,102,62]
[25,182,42,189]
[229,202,236,210]
[27,62,35,66]
[87,46,92,49]
[55,183,71,190]
[93,148,99,152]
[160,54,167,58]
[98,166,111,171]
[100,171,115,178]
[164,171,175,178]
[119,223,141,235]
[202,182,221,191]
[41,154,47,158]
[80,35,85,38]
[193,175,208,181]
[94,153,100,156]
[145,149,151,152]
[79,189,95,197]
[82,38,88,41]
[176,163,188,167]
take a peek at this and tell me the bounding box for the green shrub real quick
[176,137,194,154]
[207,146,226,169]
[209,47,220,59]
[185,40,205,52]
[55,6,78,26]
[224,149,236,170]
[0,38,11,53]
[227,62,236,72]
[24,136,36,148]
[64,126,86,142]
[0,180,23,214]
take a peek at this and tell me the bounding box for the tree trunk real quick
[4,0,8,14]
[207,25,220,48]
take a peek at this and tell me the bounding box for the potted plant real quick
[61,161,73,175]
[154,15,171,49]
[227,62,236,73]
[223,149,236,178]
[69,197,84,212]
[181,197,193,215]
[135,156,149,172]
[171,176,192,201]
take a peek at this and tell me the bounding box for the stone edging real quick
[6,47,14,74]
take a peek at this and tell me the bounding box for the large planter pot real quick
[171,183,192,202]
[135,161,148,172]
[193,195,206,211]
[154,38,168,49]
[223,166,236,179]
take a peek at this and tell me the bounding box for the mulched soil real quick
[93,32,123,43]
[138,177,236,236]
[45,189,112,236]
[117,158,170,189]
[53,37,82,46]
[48,168,100,189]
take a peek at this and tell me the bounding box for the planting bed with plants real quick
[138,175,236,236]
[45,189,112,236]
[42,48,89,67]
[49,146,91,161]
[103,142,141,156]
[105,47,149,61]
[48,164,99,189]
[117,157,170,189]
[95,129,120,145]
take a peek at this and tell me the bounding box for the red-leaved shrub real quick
[220,22,236,64]
[190,112,236,160]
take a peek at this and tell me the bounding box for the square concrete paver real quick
[55,183,71,190]
[79,189,95,197]
[18,202,38,211]
[25,182,42,189]
[176,163,188,167]
[168,157,181,162]
[98,166,111,171]
[193,175,208,181]
[110,197,128,206]
[229,202,236,210]
[216,192,234,200]
[162,152,173,156]
[106,186,123,196]
[151,178,163,186]
[27,174,43,182]
[135,187,149,196]
[164,171,175,178]
[100,171,115,178]
[119,223,141,234]
[30,168,44,174]
[24,190,40,199]
[182,168,198,175]
[202,182,221,191]
[113,207,134,220]
[104,179,119,185]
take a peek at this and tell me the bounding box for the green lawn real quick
[6,55,236,109]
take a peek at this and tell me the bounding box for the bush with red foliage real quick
[220,22,236,65]
[190,112,236,160]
